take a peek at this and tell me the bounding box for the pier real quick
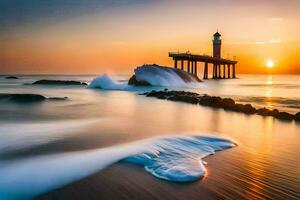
[169,32,237,79]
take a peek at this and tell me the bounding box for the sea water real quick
[0,73,299,199]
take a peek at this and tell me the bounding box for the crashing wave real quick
[129,64,201,87]
[0,135,235,199]
[88,64,201,90]
[88,74,131,90]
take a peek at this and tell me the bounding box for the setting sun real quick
[266,60,274,68]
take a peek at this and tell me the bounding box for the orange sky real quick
[1,0,300,74]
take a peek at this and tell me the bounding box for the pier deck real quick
[169,52,237,79]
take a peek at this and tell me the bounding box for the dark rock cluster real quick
[5,76,18,79]
[32,80,87,86]
[0,93,68,103]
[0,93,46,103]
[141,90,300,121]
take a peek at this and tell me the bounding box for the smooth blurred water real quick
[0,74,299,199]
[191,74,300,113]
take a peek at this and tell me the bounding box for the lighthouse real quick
[169,31,237,79]
[213,31,222,58]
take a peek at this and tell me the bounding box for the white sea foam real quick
[134,65,191,87]
[0,119,98,152]
[88,65,201,90]
[88,74,132,90]
[0,135,235,199]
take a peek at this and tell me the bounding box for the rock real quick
[257,108,279,116]
[231,103,245,112]
[211,96,224,108]
[222,98,236,109]
[5,76,18,79]
[0,93,46,103]
[229,103,256,114]
[157,94,168,99]
[128,75,151,86]
[146,90,159,97]
[132,64,202,85]
[242,104,257,114]
[198,95,212,106]
[257,107,271,116]
[141,90,296,121]
[168,95,199,104]
[270,109,279,116]
[32,80,87,86]
[48,97,68,101]
[274,112,294,120]
[294,112,300,121]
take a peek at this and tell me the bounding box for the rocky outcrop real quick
[128,64,201,86]
[257,107,279,116]
[32,80,87,86]
[0,93,68,103]
[5,76,18,79]
[274,112,294,120]
[128,75,151,86]
[141,90,300,122]
[295,112,300,121]
[0,94,46,103]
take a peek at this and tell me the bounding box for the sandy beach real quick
[37,154,229,200]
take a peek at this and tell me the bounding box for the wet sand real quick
[35,134,300,200]
[36,158,222,200]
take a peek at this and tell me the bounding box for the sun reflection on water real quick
[265,75,274,109]
[266,75,273,85]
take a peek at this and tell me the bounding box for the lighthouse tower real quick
[213,32,222,58]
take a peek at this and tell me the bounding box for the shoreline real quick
[35,157,223,200]
[141,90,300,121]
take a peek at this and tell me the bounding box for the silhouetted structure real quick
[169,32,237,79]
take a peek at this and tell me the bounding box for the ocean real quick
[0,74,299,199]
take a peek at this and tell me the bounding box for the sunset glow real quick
[1,0,300,74]
[0,1,300,200]
[266,60,274,68]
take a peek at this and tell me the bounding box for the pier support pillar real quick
[181,60,184,70]
[233,64,236,78]
[223,64,226,79]
[212,64,215,79]
[174,59,178,69]
[195,61,197,76]
[214,64,218,79]
[228,64,231,78]
[191,61,194,74]
[188,60,190,73]
[204,62,208,79]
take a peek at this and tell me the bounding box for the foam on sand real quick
[126,136,235,182]
[0,135,236,199]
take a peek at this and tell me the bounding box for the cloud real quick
[255,41,265,45]
[269,17,283,22]
[269,39,282,44]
